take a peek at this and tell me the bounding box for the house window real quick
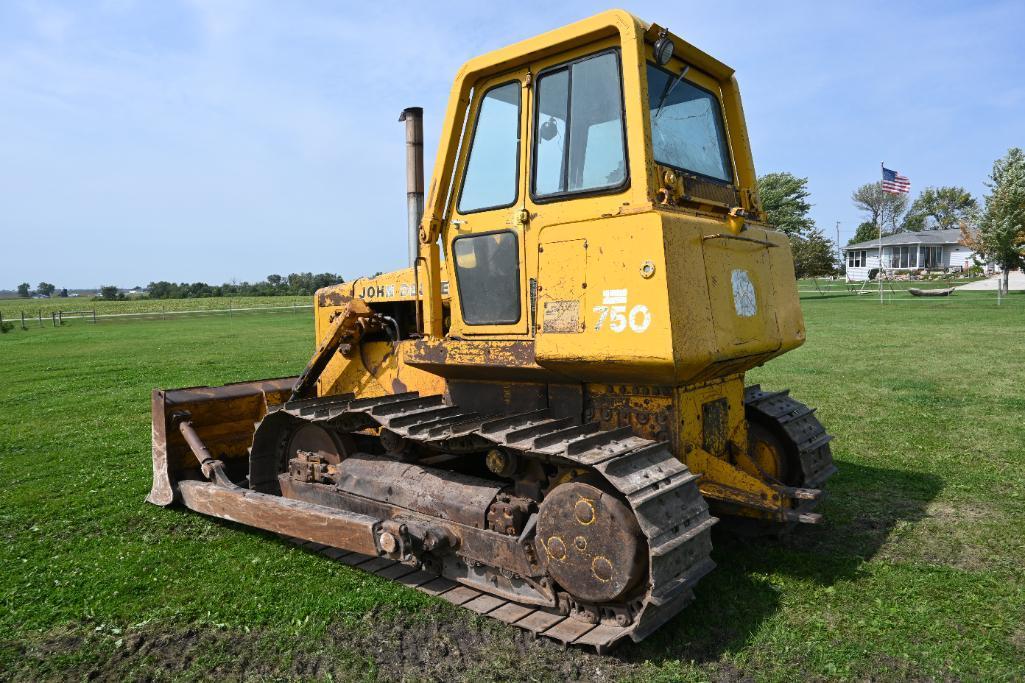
[922,246,943,269]
[847,250,867,268]
[887,245,918,269]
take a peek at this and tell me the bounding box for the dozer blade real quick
[177,480,382,555]
[148,377,296,506]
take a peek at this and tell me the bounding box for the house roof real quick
[844,228,965,251]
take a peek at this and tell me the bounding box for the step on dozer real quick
[149,10,836,652]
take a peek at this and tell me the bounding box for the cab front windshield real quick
[647,64,732,183]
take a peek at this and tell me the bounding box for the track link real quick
[743,385,838,491]
[251,391,717,652]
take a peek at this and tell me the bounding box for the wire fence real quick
[0,302,314,330]
[3,281,1021,333]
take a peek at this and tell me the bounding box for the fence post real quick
[21,311,26,330]
[51,312,56,327]
[92,309,97,324]
[228,300,232,319]
[38,309,42,327]
[0,311,3,329]
[58,310,63,326]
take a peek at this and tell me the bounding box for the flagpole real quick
[879,162,884,304]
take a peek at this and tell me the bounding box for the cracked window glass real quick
[647,64,732,182]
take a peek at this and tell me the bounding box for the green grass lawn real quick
[0,295,311,321]
[1,298,1023,681]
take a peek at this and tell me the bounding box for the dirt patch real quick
[1,606,756,682]
[852,654,944,682]
[923,501,995,523]
[869,499,1008,572]
[1011,628,1025,654]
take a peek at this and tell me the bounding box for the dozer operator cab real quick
[366,11,806,391]
[149,11,835,653]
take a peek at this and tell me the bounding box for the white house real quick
[842,229,976,282]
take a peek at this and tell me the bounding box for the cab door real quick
[445,73,531,338]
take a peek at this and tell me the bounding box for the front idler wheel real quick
[535,481,647,604]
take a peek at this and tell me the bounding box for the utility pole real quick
[835,221,842,273]
[879,162,885,304]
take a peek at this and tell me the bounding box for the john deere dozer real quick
[149,10,835,651]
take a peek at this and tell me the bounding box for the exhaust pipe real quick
[399,107,424,267]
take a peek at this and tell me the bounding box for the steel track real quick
[249,391,717,652]
[743,385,838,490]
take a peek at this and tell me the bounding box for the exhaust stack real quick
[399,107,424,267]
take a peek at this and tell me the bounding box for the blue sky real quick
[2,1,1023,288]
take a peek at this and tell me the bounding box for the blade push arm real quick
[290,298,380,402]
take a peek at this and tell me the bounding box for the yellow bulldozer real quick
[148,10,836,651]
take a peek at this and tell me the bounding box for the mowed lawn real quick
[1,296,1023,681]
[0,295,311,321]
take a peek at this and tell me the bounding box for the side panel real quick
[700,227,781,353]
[662,212,805,383]
[535,213,675,383]
[538,238,587,334]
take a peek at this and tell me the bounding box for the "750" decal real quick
[593,289,651,333]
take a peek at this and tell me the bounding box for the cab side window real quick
[533,51,627,199]
[458,82,521,213]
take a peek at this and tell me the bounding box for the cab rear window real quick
[647,64,732,183]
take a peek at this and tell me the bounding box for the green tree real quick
[905,186,978,231]
[17,282,30,298]
[58,288,68,297]
[792,228,838,278]
[36,282,56,297]
[757,172,815,237]
[963,148,1025,292]
[99,285,121,301]
[849,221,882,245]
[852,182,908,232]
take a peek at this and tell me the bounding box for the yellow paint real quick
[306,10,810,520]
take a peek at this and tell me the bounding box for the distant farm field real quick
[1,298,1024,681]
[0,295,311,321]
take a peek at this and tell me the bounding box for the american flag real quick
[882,166,911,194]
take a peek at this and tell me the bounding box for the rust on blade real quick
[148,377,296,506]
[178,480,381,555]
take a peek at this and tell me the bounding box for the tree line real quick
[143,272,345,299]
[13,273,345,300]
[16,282,67,298]
[847,184,978,244]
